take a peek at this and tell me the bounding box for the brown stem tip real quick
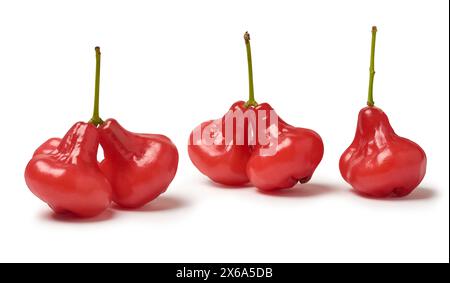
[244,31,250,41]
[95,46,101,54]
[372,26,377,32]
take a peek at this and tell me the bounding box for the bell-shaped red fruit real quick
[339,26,427,198]
[340,107,426,197]
[99,119,179,208]
[25,122,112,217]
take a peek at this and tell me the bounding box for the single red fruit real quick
[339,27,427,198]
[25,122,112,217]
[340,107,426,197]
[247,103,324,191]
[188,101,253,186]
[24,47,113,218]
[188,32,324,191]
[99,119,179,208]
[87,47,178,208]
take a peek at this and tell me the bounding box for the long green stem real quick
[244,32,257,108]
[89,46,104,126]
[367,26,377,107]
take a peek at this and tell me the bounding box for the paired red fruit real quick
[25,47,178,217]
[339,27,427,197]
[188,32,324,191]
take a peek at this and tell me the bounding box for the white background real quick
[0,0,448,263]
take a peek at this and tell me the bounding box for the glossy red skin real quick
[188,101,324,190]
[247,104,324,190]
[188,101,252,186]
[339,106,427,198]
[99,119,179,208]
[33,138,61,156]
[25,122,112,217]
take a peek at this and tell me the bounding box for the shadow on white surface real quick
[40,209,116,223]
[112,195,188,212]
[257,182,342,198]
[202,179,253,189]
[350,187,437,201]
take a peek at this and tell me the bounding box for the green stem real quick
[244,32,257,108]
[89,46,104,126]
[367,26,377,107]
